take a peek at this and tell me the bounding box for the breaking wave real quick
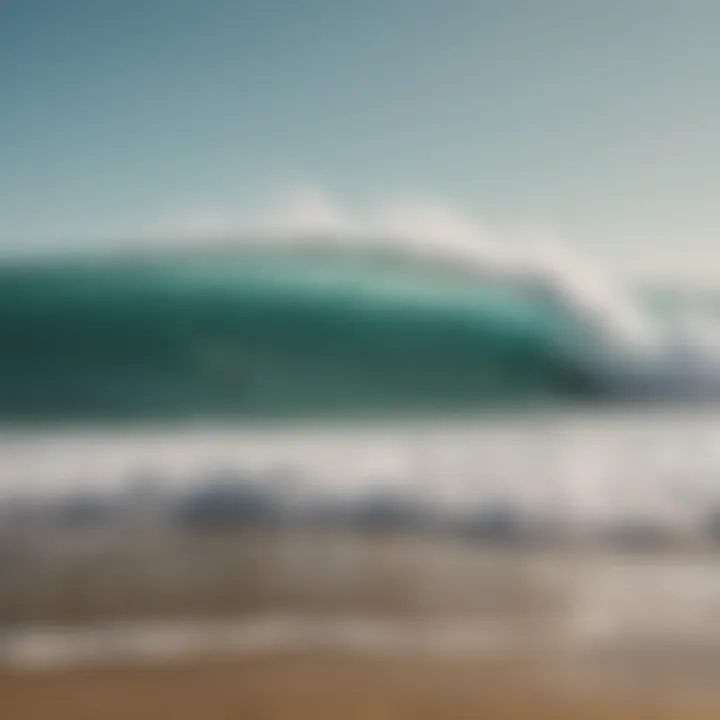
[0,233,719,422]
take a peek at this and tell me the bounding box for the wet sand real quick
[3,530,720,717]
[4,652,720,720]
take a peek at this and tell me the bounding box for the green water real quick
[0,248,607,422]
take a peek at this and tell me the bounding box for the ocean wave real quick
[0,234,718,422]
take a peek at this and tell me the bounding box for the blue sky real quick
[2,0,720,273]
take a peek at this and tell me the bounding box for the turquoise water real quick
[0,245,612,423]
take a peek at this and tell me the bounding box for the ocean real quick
[0,235,717,421]
[4,237,720,681]
[0,235,719,533]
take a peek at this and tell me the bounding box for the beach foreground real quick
[4,652,720,720]
[3,529,720,717]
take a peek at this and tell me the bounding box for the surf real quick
[0,233,717,423]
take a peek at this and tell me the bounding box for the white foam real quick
[2,409,720,530]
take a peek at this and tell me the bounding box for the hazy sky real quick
[2,1,720,273]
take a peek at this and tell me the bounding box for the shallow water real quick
[3,406,720,693]
[4,550,720,682]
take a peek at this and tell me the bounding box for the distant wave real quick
[0,234,719,423]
